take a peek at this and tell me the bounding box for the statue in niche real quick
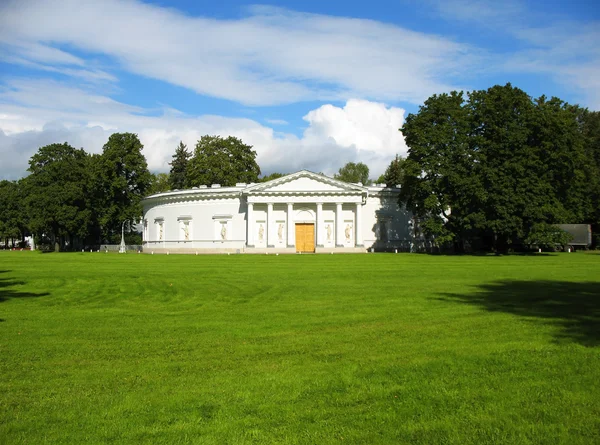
[345,223,352,242]
[278,223,284,242]
[326,224,332,242]
[183,222,190,240]
[158,223,163,241]
[258,224,264,241]
[221,223,227,240]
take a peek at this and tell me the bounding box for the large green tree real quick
[334,162,370,185]
[400,84,593,252]
[93,133,152,241]
[168,141,191,189]
[0,179,27,248]
[186,135,260,187]
[24,143,93,251]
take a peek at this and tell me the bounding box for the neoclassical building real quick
[142,170,413,253]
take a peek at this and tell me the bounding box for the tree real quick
[186,135,261,187]
[334,162,370,184]
[524,223,573,250]
[579,110,600,246]
[400,90,475,247]
[148,173,171,195]
[0,180,27,248]
[94,133,152,241]
[259,172,286,182]
[381,155,406,187]
[169,141,191,189]
[400,84,593,252]
[24,143,93,251]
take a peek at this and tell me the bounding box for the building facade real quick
[142,170,413,253]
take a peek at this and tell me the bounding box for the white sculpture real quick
[258,224,264,241]
[345,224,352,242]
[158,223,163,241]
[326,224,332,242]
[221,223,227,240]
[278,223,284,241]
[183,222,190,240]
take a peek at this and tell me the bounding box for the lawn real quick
[1,251,599,444]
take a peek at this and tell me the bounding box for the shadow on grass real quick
[0,270,50,303]
[438,280,600,347]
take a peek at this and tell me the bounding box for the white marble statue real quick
[278,223,284,241]
[345,223,352,242]
[258,224,264,241]
[221,224,227,240]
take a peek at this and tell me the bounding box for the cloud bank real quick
[0,79,408,180]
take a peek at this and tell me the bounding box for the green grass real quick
[1,251,599,444]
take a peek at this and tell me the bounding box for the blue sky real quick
[0,0,598,180]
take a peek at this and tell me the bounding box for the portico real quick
[243,172,366,252]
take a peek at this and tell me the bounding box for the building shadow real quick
[0,270,50,303]
[437,280,600,347]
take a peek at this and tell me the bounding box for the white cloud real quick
[0,79,407,180]
[0,0,474,106]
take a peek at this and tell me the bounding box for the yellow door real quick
[295,223,315,253]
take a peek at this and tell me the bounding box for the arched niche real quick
[294,207,315,223]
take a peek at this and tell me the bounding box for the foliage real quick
[259,172,286,182]
[1,252,600,443]
[334,162,370,184]
[186,135,260,187]
[0,179,27,246]
[382,154,405,187]
[168,141,191,190]
[148,173,171,195]
[524,223,574,249]
[23,143,93,251]
[93,133,152,241]
[400,84,594,252]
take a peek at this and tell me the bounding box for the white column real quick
[267,203,274,247]
[355,202,363,247]
[287,203,294,247]
[316,202,323,248]
[335,202,344,247]
[247,202,254,247]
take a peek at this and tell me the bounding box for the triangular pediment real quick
[245,170,366,194]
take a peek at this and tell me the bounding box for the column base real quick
[246,244,255,248]
[287,244,295,248]
[316,244,324,248]
[267,244,275,248]
[335,244,344,248]
[355,244,364,248]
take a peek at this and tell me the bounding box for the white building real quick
[142,170,413,253]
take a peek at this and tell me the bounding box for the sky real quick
[0,0,598,180]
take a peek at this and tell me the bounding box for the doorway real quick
[295,223,315,253]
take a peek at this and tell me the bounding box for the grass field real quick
[1,251,599,444]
